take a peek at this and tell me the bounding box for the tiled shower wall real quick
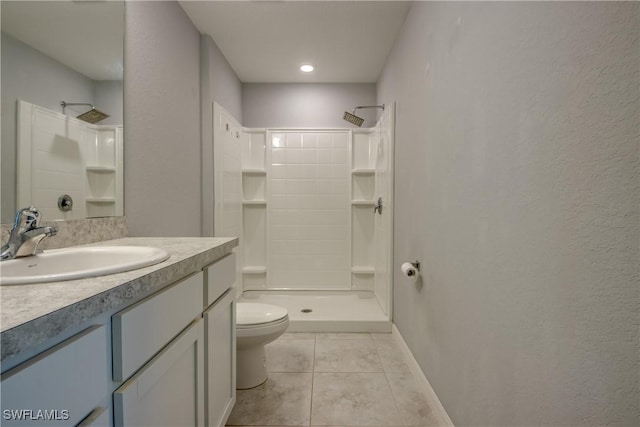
[268,131,351,289]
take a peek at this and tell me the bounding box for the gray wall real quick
[242,83,376,128]
[94,80,124,126]
[124,1,201,237]
[1,34,94,222]
[200,34,243,236]
[378,2,639,426]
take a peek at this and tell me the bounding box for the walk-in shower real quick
[213,103,395,332]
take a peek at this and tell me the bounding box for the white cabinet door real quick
[113,319,205,427]
[204,289,236,427]
[0,325,108,427]
[77,406,110,427]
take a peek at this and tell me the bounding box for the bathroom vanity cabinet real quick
[0,237,238,427]
[112,272,206,426]
[0,325,110,426]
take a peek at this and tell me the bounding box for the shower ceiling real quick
[179,1,412,83]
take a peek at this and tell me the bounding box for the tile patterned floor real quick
[226,333,443,427]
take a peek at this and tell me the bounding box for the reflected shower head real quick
[76,108,110,124]
[60,101,110,124]
[343,111,365,127]
[343,104,385,128]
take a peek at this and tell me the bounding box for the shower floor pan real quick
[238,290,391,333]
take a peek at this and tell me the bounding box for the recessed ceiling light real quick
[300,64,314,73]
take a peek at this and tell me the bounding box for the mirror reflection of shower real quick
[17,100,124,220]
[343,104,385,127]
[61,101,110,124]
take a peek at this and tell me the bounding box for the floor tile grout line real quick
[377,337,409,427]
[308,332,316,427]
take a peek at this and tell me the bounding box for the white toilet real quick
[236,302,289,389]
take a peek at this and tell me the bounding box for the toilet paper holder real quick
[401,260,421,278]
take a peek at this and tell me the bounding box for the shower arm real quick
[352,104,385,114]
[60,101,94,114]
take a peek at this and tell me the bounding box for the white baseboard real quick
[392,324,455,427]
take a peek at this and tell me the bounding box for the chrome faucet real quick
[1,207,57,261]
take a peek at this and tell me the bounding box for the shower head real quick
[342,104,385,127]
[76,108,110,124]
[60,101,110,124]
[343,111,365,127]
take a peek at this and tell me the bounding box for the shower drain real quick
[301,308,313,313]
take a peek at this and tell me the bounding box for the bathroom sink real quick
[0,246,170,285]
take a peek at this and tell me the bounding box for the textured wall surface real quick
[124,1,201,237]
[200,35,243,237]
[243,83,377,128]
[378,2,639,425]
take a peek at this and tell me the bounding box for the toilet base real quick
[236,345,268,389]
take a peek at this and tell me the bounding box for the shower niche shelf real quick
[242,168,266,202]
[351,266,374,274]
[240,129,268,290]
[241,169,266,174]
[86,197,116,203]
[350,129,378,292]
[84,127,123,218]
[86,166,116,172]
[242,266,267,274]
[352,169,374,175]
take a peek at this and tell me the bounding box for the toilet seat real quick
[237,303,288,328]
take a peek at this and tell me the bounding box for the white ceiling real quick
[1,1,124,81]
[179,1,412,83]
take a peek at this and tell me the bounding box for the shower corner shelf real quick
[351,200,375,205]
[352,266,375,274]
[243,266,266,274]
[241,169,266,175]
[86,166,116,173]
[86,197,116,203]
[352,168,375,176]
[242,200,267,205]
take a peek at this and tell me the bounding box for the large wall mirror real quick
[1,0,125,223]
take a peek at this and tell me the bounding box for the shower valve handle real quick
[374,197,383,215]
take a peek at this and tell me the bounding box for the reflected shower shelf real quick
[241,169,266,174]
[351,169,375,175]
[242,200,267,205]
[243,266,266,274]
[86,198,116,203]
[86,166,116,173]
[352,266,375,274]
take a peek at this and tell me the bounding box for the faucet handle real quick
[13,207,41,231]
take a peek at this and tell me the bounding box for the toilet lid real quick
[236,303,288,326]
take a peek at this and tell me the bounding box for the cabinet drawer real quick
[113,272,203,381]
[113,319,205,427]
[0,325,108,427]
[205,253,236,306]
